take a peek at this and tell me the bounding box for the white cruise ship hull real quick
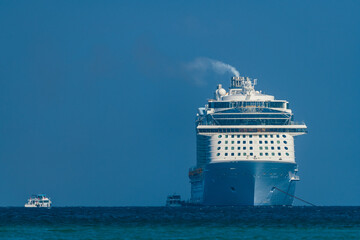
[190,161,298,206]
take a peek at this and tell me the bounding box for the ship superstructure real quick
[189,76,307,205]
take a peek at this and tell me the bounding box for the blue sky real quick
[0,1,359,206]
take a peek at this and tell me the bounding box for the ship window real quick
[260,153,263,156]
[276,135,280,138]
[282,135,287,138]
[225,147,228,150]
[217,147,221,150]
[284,141,287,144]
[237,141,240,144]
[231,141,234,144]
[271,147,274,150]
[270,141,274,144]
[249,141,253,144]
[270,135,273,138]
[249,135,253,138]
[237,135,240,138]
[238,153,241,156]
[250,153,253,156]
[250,147,253,150]
[231,147,234,150]
[286,153,289,156]
[259,135,263,138]
[217,153,220,156]
[259,147,263,150]
[265,135,268,138]
[243,147,246,150]
[225,135,228,138]
[265,153,269,156]
[225,141,228,144]
[265,141,268,144]
[277,147,280,150]
[272,153,275,156]
[225,153,228,156]
[231,135,234,138]
[218,135,222,138]
[259,141,263,144]
[243,141,246,144]
[277,141,280,144]
[231,153,234,156]
[237,147,240,150]
[285,147,288,150]
[218,141,221,144]
[243,153,246,156]
[278,153,281,156]
[265,147,268,150]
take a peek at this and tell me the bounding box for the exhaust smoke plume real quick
[187,57,239,76]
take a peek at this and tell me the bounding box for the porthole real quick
[218,141,221,144]
[231,135,234,138]
[277,147,280,150]
[243,153,246,156]
[249,141,253,144]
[237,141,240,144]
[260,153,263,156]
[243,141,246,144]
[250,147,253,150]
[225,141,228,144]
[225,153,228,156]
[225,135,228,138]
[265,141,268,144]
[270,141,274,144]
[282,135,286,138]
[231,141,234,144]
[225,147,228,150]
[259,147,263,150]
[250,153,253,156]
[218,135,222,138]
[265,135,268,138]
[286,153,289,156]
[217,153,220,156]
[217,147,221,150]
[259,135,263,138]
[231,147,234,150]
[265,147,268,150]
[265,153,269,156]
[284,147,288,150]
[237,147,240,150]
[231,153,234,156]
[237,135,240,138]
[284,141,287,144]
[238,153,241,156]
[249,135,253,138]
[270,135,273,138]
[271,147,274,150]
[243,147,246,150]
[276,135,280,138]
[277,141,280,144]
[259,141,263,144]
[278,153,281,156]
[272,153,275,156]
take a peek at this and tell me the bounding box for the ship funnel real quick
[231,76,244,88]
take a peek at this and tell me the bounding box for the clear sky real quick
[0,1,360,206]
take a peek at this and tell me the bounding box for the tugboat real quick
[25,194,52,208]
[166,194,183,207]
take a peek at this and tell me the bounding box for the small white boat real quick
[25,194,52,208]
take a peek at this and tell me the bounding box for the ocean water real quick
[0,207,359,239]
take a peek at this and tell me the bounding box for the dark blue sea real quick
[0,207,359,239]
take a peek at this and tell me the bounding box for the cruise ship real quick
[189,76,307,206]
